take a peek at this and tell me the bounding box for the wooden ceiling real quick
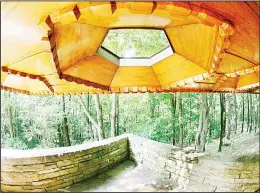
[1,1,259,95]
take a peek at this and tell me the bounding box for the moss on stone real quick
[236,153,259,163]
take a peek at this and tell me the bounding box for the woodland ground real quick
[204,128,259,162]
[56,129,259,192]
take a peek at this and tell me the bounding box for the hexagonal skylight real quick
[97,29,174,66]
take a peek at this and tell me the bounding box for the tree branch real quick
[76,95,99,130]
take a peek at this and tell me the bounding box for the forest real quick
[1,91,259,152]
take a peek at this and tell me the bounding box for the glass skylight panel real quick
[101,29,171,58]
[97,28,174,66]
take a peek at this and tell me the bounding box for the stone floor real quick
[55,130,259,192]
[56,160,177,192]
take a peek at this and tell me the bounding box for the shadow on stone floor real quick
[56,160,177,192]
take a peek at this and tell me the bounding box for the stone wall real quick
[128,135,259,192]
[128,134,201,188]
[1,136,128,192]
[188,159,260,192]
[2,134,258,192]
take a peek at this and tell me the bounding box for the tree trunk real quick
[93,94,105,140]
[199,95,207,152]
[77,95,99,140]
[242,94,245,133]
[170,94,176,146]
[149,94,156,139]
[218,93,225,152]
[110,93,117,138]
[116,94,120,135]
[62,95,71,146]
[209,94,215,138]
[225,93,231,140]
[188,93,192,145]
[249,94,253,133]
[255,95,258,133]
[149,94,156,119]
[195,93,204,151]
[87,95,94,140]
[233,93,237,134]
[8,105,14,138]
[178,93,183,148]
[255,95,260,130]
[247,94,250,132]
[92,124,98,141]
[57,123,64,147]
[7,92,14,138]
[200,93,212,152]
[189,93,192,132]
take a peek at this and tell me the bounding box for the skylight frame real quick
[99,45,172,60]
[98,45,174,66]
[98,27,175,59]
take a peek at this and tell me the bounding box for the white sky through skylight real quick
[101,29,171,58]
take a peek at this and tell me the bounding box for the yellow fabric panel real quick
[237,72,259,89]
[152,54,207,86]
[85,13,197,29]
[43,74,69,86]
[89,2,114,16]
[218,76,239,91]
[165,24,218,71]
[53,84,105,94]
[2,75,29,90]
[217,53,256,74]
[200,2,260,65]
[24,77,51,93]
[63,55,118,86]
[78,2,200,28]
[195,73,220,84]
[1,2,259,94]
[110,66,160,88]
[1,72,8,84]
[179,83,213,90]
[55,23,108,72]
[2,75,50,93]
[255,69,259,77]
[126,2,156,15]
[6,52,56,76]
[43,74,107,94]
[1,2,75,65]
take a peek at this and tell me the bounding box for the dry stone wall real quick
[2,134,257,192]
[128,135,259,192]
[128,134,201,188]
[1,136,128,192]
[187,159,260,192]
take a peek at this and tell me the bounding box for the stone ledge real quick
[1,134,204,192]
[1,135,129,192]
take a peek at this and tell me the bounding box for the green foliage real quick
[1,90,258,150]
[5,137,29,150]
[102,29,170,57]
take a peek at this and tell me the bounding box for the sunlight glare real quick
[1,19,41,42]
